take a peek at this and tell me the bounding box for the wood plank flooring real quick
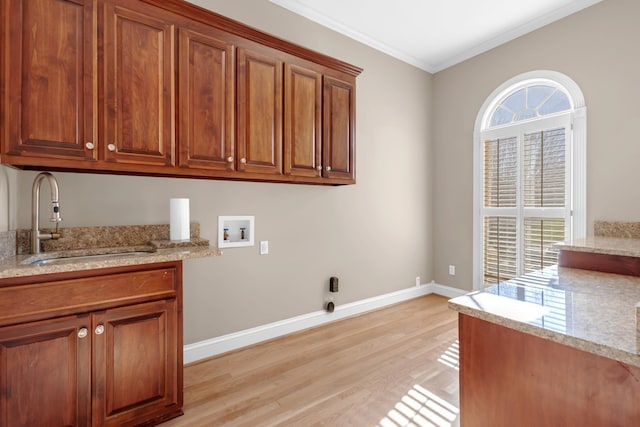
[162,294,460,427]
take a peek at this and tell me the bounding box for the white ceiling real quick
[270,0,603,73]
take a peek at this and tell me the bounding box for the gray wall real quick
[4,0,433,344]
[432,0,640,290]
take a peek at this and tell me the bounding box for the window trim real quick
[473,70,587,290]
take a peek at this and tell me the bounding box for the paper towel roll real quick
[170,198,190,241]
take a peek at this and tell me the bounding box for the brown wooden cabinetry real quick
[323,75,356,183]
[0,0,361,184]
[177,25,235,172]
[0,314,91,426]
[0,262,183,427]
[93,299,180,426]
[1,0,97,163]
[237,47,283,177]
[102,0,177,167]
[284,64,322,179]
[459,314,640,426]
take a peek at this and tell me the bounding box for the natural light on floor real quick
[377,384,459,427]
[437,340,460,371]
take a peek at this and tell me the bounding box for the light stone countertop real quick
[449,266,640,368]
[556,236,640,257]
[0,245,222,279]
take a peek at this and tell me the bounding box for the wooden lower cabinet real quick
[0,315,92,426]
[0,262,183,427]
[459,314,640,427]
[93,299,180,427]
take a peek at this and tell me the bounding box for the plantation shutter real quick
[481,121,570,285]
[523,128,565,208]
[483,137,517,284]
[522,127,567,273]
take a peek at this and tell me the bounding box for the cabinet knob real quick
[326,166,332,172]
[107,144,116,152]
[85,142,95,150]
[78,328,88,339]
[316,165,322,171]
[227,156,234,163]
[95,324,105,335]
[240,158,246,164]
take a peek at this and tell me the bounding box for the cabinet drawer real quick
[0,263,179,327]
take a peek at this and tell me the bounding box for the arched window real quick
[473,71,586,289]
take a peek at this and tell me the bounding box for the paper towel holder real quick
[218,215,254,248]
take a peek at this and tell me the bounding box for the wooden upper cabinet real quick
[323,75,356,183]
[284,64,322,179]
[101,0,176,166]
[237,47,283,176]
[0,0,361,183]
[0,315,92,427]
[1,0,97,161]
[178,26,235,172]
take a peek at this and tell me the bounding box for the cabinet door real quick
[0,315,91,427]
[102,0,176,166]
[92,299,181,427]
[284,64,322,179]
[178,27,235,171]
[323,75,356,183]
[237,47,283,176]
[2,0,97,161]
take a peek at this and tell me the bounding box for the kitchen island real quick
[449,266,640,427]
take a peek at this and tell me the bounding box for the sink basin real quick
[22,249,155,265]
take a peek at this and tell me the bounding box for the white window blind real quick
[484,137,517,208]
[481,117,571,285]
[484,216,517,284]
[523,128,565,208]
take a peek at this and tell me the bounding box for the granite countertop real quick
[556,236,640,258]
[449,266,640,368]
[0,244,222,279]
[0,223,223,279]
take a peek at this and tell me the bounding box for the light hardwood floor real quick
[162,294,460,427]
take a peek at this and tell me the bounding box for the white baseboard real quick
[183,282,468,364]
[427,282,469,298]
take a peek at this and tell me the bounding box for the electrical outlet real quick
[260,241,269,255]
[448,265,456,276]
[415,276,421,287]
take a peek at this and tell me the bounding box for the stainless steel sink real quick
[22,249,155,265]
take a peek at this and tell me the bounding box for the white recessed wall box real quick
[218,216,255,248]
